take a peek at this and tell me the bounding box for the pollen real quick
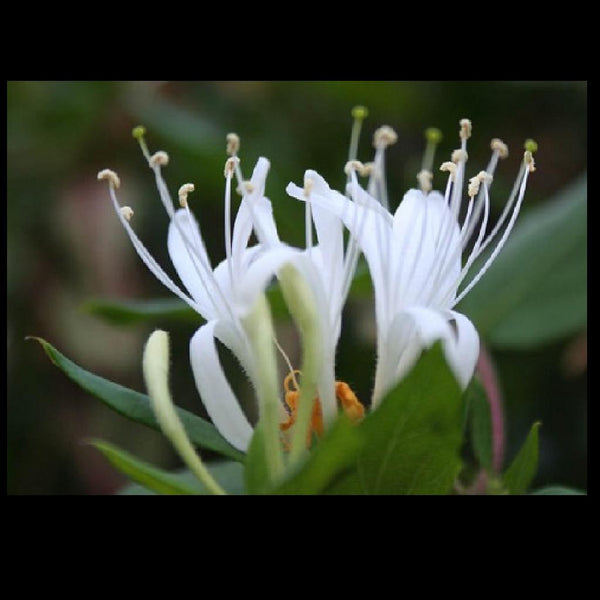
[417,169,433,193]
[224,156,239,177]
[344,160,367,176]
[524,150,536,172]
[236,181,254,195]
[97,168,121,189]
[303,177,314,197]
[440,161,457,180]
[149,151,169,167]
[280,371,364,448]
[451,149,468,163]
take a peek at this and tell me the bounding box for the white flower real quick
[286,119,536,406]
[98,131,301,454]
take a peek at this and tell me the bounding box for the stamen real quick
[149,151,169,167]
[491,138,509,158]
[440,161,458,181]
[460,118,472,140]
[344,160,367,176]
[373,125,398,149]
[468,171,493,197]
[421,127,443,184]
[97,168,120,189]
[120,206,134,221]
[417,169,433,193]
[224,156,239,177]
[178,183,195,208]
[451,149,468,163]
[236,181,254,196]
[524,150,536,172]
[226,132,240,156]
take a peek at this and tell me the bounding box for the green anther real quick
[425,127,443,144]
[132,125,147,140]
[524,138,538,153]
[351,105,369,120]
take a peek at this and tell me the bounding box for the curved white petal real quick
[167,208,220,320]
[189,321,254,451]
[444,310,480,388]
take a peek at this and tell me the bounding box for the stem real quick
[477,344,505,474]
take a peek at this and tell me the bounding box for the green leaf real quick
[337,343,464,495]
[503,421,541,494]
[466,377,493,470]
[91,439,206,495]
[243,421,272,495]
[29,337,244,462]
[529,486,586,495]
[273,415,364,495]
[458,174,587,348]
[119,461,246,495]
[83,297,200,326]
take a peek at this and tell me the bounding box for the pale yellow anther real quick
[468,171,493,197]
[417,169,433,193]
[236,181,255,195]
[224,156,239,177]
[226,133,240,156]
[459,118,472,140]
[303,177,314,197]
[120,206,134,221]
[524,150,536,173]
[150,151,169,167]
[440,161,457,180]
[97,168,121,189]
[178,183,195,208]
[344,160,366,176]
[491,138,509,159]
[477,170,493,185]
[373,125,398,149]
[361,162,375,176]
[451,149,469,163]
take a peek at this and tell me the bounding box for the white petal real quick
[444,310,480,388]
[167,208,220,320]
[189,321,254,451]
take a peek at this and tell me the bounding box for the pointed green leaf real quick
[91,439,206,495]
[118,461,246,495]
[338,343,465,495]
[273,414,364,495]
[83,297,200,326]
[29,337,244,462]
[503,421,541,494]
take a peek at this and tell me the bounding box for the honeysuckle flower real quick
[287,118,536,406]
[98,129,302,464]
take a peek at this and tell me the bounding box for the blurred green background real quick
[7,81,587,494]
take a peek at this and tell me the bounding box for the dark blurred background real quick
[7,81,587,494]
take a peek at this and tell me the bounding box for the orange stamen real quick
[280,371,364,449]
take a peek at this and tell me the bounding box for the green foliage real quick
[529,486,585,495]
[503,422,541,494]
[91,439,206,495]
[459,174,587,348]
[83,298,200,326]
[465,377,494,471]
[30,337,244,462]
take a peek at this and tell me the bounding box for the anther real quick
[344,160,366,176]
[373,125,398,149]
[226,133,240,156]
[417,169,433,193]
[303,177,314,197]
[224,156,239,177]
[120,206,134,221]
[459,118,472,140]
[236,181,254,195]
[97,168,121,189]
[524,150,536,173]
[468,171,493,197]
[491,138,509,158]
[178,183,195,208]
[440,161,457,180]
[149,151,169,167]
[451,149,468,163]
